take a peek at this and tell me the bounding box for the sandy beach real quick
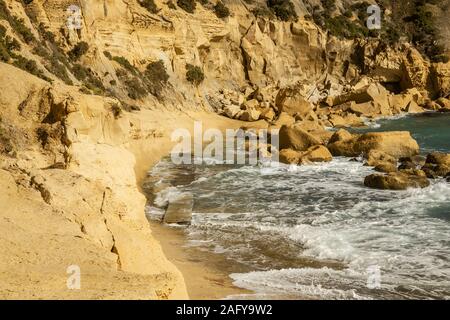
[148,221,252,300]
[133,110,268,299]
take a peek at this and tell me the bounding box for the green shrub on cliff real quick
[145,60,170,97]
[112,56,137,74]
[138,0,159,14]
[214,2,230,18]
[177,0,196,13]
[68,41,89,61]
[125,77,148,100]
[267,0,297,21]
[186,64,204,85]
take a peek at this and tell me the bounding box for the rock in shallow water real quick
[279,125,322,151]
[328,131,419,158]
[364,171,430,190]
[163,193,193,225]
[279,145,332,165]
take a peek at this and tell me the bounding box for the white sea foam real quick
[153,186,188,207]
[230,268,371,300]
[148,151,450,299]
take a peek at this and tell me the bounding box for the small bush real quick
[13,55,50,81]
[144,60,169,97]
[71,64,105,94]
[177,0,196,13]
[0,43,10,62]
[68,41,89,61]
[145,60,169,85]
[267,0,297,21]
[214,2,230,18]
[38,23,55,43]
[112,56,137,74]
[103,51,112,59]
[323,15,367,39]
[5,36,20,51]
[111,104,123,119]
[251,7,274,19]
[139,0,159,13]
[125,77,148,100]
[186,63,204,85]
[11,16,35,43]
[0,122,14,155]
[32,44,50,59]
[47,57,73,85]
[71,63,88,80]
[167,1,177,9]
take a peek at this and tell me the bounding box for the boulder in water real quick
[364,170,430,190]
[328,128,354,144]
[279,124,322,151]
[328,131,419,158]
[365,150,397,167]
[425,152,450,166]
[279,149,302,165]
[374,162,398,173]
[300,145,333,164]
[279,145,332,165]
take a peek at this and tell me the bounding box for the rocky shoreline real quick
[1,0,449,299]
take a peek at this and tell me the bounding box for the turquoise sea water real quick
[146,113,450,300]
[354,113,450,153]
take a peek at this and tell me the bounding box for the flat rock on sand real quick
[163,193,194,225]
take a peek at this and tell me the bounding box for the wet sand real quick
[149,221,252,300]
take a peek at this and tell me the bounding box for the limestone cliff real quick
[0,0,449,299]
